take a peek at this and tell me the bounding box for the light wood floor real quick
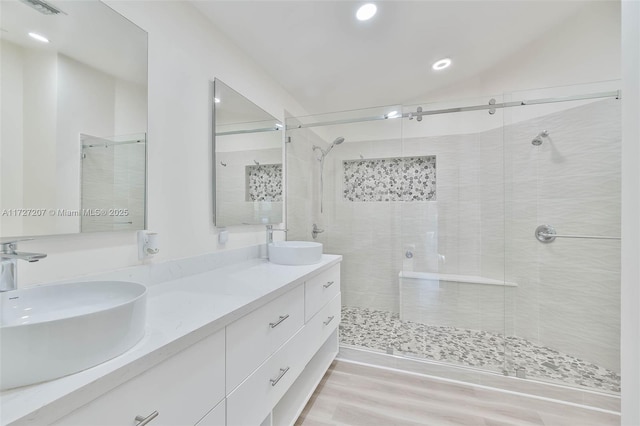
[295,361,620,426]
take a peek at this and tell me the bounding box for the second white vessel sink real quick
[268,241,323,265]
[0,280,147,390]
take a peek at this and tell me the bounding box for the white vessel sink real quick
[0,281,147,390]
[269,241,323,265]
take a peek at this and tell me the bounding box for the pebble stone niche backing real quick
[246,164,283,201]
[343,156,436,202]
[340,306,620,393]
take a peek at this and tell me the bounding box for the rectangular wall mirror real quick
[213,79,283,227]
[0,0,148,239]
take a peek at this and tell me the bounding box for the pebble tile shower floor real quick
[339,306,620,393]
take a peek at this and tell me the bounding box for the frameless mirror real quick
[213,79,283,226]
[0,0,148,239]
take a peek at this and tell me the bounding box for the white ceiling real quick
[0,0,147,85]
[193,1,593,115]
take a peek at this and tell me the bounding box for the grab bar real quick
[535,225,621,243]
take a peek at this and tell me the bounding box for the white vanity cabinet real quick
[45,261,341,426]
[53,328,226,426]
[226,263,341,426]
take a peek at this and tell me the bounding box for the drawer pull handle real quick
[270,366,290,386]
[269,314,290,328]
[323,281,335,288]
[323,315,335,326]
[135,411,159,426]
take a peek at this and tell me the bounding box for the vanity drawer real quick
[305,292,341,358]
[226,284,304,393]
[226,326,309,426]
[53,328,225,426]
[304,264,340,321]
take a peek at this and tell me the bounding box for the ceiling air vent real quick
[19,0,65,15]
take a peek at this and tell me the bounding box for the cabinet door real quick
[53,328,225,426]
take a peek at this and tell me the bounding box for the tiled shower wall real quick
[286,99,620,372]
[285,128,328,242]
[503,98,621,372]
[320,129,504,317]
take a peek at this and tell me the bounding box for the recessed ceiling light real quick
[28,32,49,43]
[432,58,452,71]
[356,3,377,21]
[214,97,220,103]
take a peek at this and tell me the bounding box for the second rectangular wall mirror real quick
[213,79,283,227]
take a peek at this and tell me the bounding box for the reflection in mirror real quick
[0,0,148,239]
[213,79,283,226]
[80,134,146,232]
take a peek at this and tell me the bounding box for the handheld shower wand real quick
[312,137,345,213]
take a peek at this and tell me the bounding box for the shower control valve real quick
[312,224,324,239]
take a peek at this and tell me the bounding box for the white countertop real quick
[1,254,342,426]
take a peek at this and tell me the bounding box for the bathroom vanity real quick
[0,252,341,426]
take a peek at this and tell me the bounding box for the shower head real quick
[322,136,345,157]
[532,130,549,146]
[314,137,345,160]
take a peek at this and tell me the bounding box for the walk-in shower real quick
[285,81,622,408]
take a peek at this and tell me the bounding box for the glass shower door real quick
[503,82,621,393]
[397,95,510,375]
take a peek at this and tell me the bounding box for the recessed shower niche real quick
[343,156,436,202]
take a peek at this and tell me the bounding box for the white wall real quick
[621,1,640,424]
[18,1,307,285]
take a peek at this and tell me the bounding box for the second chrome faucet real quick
[265,224,288,244]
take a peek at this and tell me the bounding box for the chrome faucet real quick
[266,225,287,245]
[0,239,47,292]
